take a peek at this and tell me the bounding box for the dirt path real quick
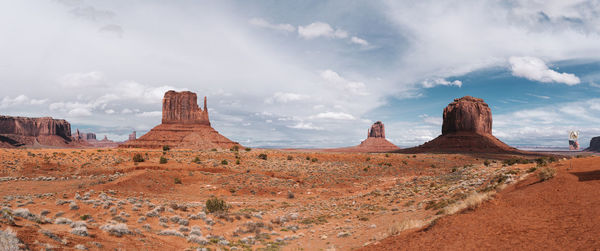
[361,156,600,250]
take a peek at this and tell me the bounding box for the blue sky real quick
[1,0,599,148]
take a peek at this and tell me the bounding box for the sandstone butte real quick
[0,115,77,148]
[586,136,600,152]
[399,96,524,154]
[325,121,400,153]
[119,90,240,150]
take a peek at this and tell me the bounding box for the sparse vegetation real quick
[159,156,168,164]
[206,197,227,213]
[162,145,170,151]
[483,159,491,166]
[258,153,267,160]
[221,160,228,165]
[132,153,144,163]
[287,155,293,161]
[245,147,252,152]
[538,167,557,181]
[230,146,239,152]
[174,177,182,184]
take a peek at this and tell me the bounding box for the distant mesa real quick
[586,136,600,152]
[325,121,400,153]
[128,131,136,141]
[119,90,240,150]
[0,115,78,148]
[399,96,523,154]
[74,129,118,148]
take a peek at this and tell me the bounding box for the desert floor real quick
[0,148,585,250]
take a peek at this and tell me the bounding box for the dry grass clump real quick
[445,191,496,215]
[387,218,426,236]
[0,228,23,251]
[205,197,227,213]
[100,223,131,237]
[538,167,557,181]
[158,229,184,237]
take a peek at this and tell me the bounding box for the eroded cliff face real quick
[442,96,492,135]
[0,116,73,147]
[121,90,239,149]
[368,121,386,138]
[162,91,210,125]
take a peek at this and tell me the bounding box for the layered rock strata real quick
[120,90,239,149]
[0,116,74,148]
[399,96,523,154]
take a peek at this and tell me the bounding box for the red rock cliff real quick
[368,121,386,138]
[442,96,492,135]
[162,91,210,125]
[0,115,74,147]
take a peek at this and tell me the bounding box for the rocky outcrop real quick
[0,116,75,148]
[442,96,492,135]
[399,96,525,154]
[162,91,210,125]
[586,137,600,152]
[368,121,385,138]
[120,90,240,150]
[128,131,136,141]
[325,121,399,153]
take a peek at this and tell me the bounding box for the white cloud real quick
[265,92,308,104]
[287,122,323,130]
[320,70,369,95]
[421,78,462,88]
[104,109,115,114]
[313,112,356,120]
[59,71,105,87]
[509,56,581,85]
[136,111,162,117]
[1,95,48,108]
[249,18,295,32]
[419,114,442,126]
[350,36,369,46]
[298,22,348,39]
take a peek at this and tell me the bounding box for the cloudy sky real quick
[1,0,600,148]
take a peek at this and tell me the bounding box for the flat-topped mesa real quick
[368,121,385,138]
[442,96,492,135]
[161,90,210,125]
[0,115,76,148]
[587,136,600,152]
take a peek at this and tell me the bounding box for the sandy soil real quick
[0,148,553,250]
[361,156,600,251]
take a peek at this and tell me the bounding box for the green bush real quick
[163,145,170,151]
[258,153,267,160]
[235,159,240,165]
[174,177,182,184]
[483,160,491,166]
[193,156,201,163]
[245,147,252,152]
[159,156,167,164]
[221,160,228,165]
[132,153,144,163]
[205,197,227,213]
[287,155,293,161]
[538,167,556,181]
[230,145,239,152]
[311,158,318,162]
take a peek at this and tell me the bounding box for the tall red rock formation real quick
[442,96,492,135]
[325,121,400,153]
[399,96,524,154]
[120,90,240,149]
[0,116,76,148]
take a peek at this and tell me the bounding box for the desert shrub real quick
[230,146,239,152]
[211,148,217,152]
[385,153,390,157]
[287,191,295,199]
[311,158,318,162]
[538,167,557,181]
[70,226,88,236]
[159,229,184,237]
[287,155,293,161]
[527,167,537,173]
[221,160,228,165]
[0,209,15,226]
[0,228,22,250]
[205,197,227,213]
[174,177,182,184]
[80,214,90,221]
[366,157,371,161]
[159,156,167,164]
[548,156,558,163]
[483,160,490,166]
[244,147,252,152]
[258,153,267,160]
[235,159,240,165]
[193,156,201,163]
[306,156,310,160]
[55,217,72,225]
[535,158,548,167]
[430,164,436,168]
[162,145,170,151]
[100,223,131,237]
[132,153,144,163]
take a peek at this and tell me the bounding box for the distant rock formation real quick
[586,137,600,152]
[74,129,118,148]
[399,96,524,154]
[128,131,136,141]
[442,96,492,135]
[0,115,76,148]
[325,121,400,153]
[119,90,240,149]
